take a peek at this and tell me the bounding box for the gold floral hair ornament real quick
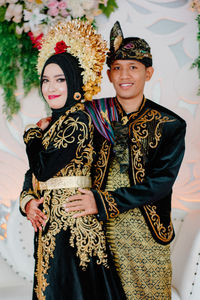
[37,19,108,101]
[107,21,152,68]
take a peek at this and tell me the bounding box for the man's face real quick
[107,60,154,102]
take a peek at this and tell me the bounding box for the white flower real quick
[31,24,44,36]
[6,0,18,3]
[23,22,30,33]
[81,0,96,10]
[5,3,22,23]
[5,3,15,21]
[12,4,23,23]
[24,7,47,32]
[15,25,23,35]
[67,0,85,18]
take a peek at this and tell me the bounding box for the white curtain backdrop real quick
[0,0,199,297]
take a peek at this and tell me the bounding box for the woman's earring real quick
[73,92,81,101]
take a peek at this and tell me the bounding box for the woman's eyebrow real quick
[42,74,65,78]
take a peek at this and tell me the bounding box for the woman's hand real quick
[36,117,52,131]
[25,197,47,232]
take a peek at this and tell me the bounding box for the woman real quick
[21,20,126,300]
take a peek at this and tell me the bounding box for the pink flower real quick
[48,7,59,17]
[47,0,59,9]
[60,9,69,17]
[58,1,67,10]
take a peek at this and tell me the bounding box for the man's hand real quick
[25,197,47,232]
[64,188,98,218]
[36,117,52,131]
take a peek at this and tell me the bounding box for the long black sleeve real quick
[23,111,92,181]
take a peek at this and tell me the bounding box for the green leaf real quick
[20,33,39,95]
[99,0,118,18]
[0,6,6,22]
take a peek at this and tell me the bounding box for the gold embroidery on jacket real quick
[143,205,173,242]
[97,190,119,219]
[129,109,175,242]
[130,109,175,183]
[24,128,42,144]
[93,140,111,189]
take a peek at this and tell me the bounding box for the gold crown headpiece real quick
[37,20,108,101]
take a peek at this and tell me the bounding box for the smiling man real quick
[65,21,186,299]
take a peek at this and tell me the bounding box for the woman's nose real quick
[48,82,56,92]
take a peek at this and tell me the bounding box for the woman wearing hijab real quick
[20,20,125,300]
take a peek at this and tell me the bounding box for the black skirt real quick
[32,229,126,300]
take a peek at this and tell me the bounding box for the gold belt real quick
[38,176,92,191]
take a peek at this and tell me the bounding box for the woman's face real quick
[41,63,68,109]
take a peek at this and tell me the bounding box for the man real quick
[20,22,186,299]
[64,21,186,299]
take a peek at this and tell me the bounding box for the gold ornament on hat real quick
[114,36,123,52]
[37,20,108,101]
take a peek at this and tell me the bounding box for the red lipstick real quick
[48,95,60,100]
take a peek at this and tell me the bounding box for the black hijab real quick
[40,52,84,122]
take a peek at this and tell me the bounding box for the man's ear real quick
[145,66,154,81]
[107,69,112,82]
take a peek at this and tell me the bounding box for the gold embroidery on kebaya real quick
[42,103,84,150]
[24,128,42,144]
[20,189,35,201]
[35,230,48,300]
[38,188,108,283]
[20,189,37,213]
[53,117,86,149]
[143,205,173,242]
[93,140,111,189]
[33,107,108,297]
[59,114,94,177]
